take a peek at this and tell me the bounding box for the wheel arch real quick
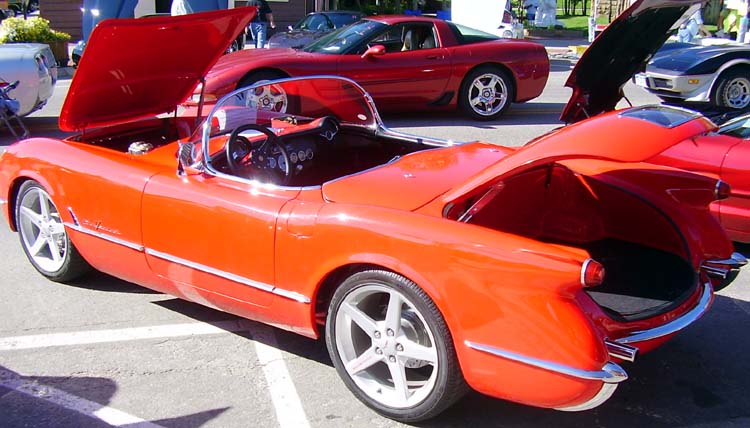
[6,174,58,232]
[311,260,452,338]
[236,68,291,90]
[709,61,750,93]
[459,62,518,101]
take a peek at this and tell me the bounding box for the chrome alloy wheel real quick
[467,72,509,117]
[18,186,68,273]
[723,76,750,109]
[334,284,439,409]
[247,82,288,113]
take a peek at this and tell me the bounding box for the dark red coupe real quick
[190,15,550,120]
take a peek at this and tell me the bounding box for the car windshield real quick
[303,20,386,54]
[295,14,329,31]
[328,13,361,28]
[198,76,380,164]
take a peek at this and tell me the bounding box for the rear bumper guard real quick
[701,252,747,280]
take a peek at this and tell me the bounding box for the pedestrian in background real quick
[170,0,193,16]
[247,0,276,48]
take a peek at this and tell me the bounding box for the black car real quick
[267,11,363,49]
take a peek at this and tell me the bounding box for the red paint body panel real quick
[651,129,750,243]
[60,8,256,131]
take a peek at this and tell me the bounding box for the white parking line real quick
[248,321,311,428]
[0,367,167,428]
[0,320,248,351]
[0,320,312,428]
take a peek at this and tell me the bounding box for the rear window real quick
[618,106,702,128]
[447,22,500,44]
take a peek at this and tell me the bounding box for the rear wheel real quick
[712,67,750,110]
[325,270,467,422]
[458,66,514,120]
[238,71,293,113]
[15,181,91,282]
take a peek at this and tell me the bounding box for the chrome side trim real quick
[64,222,311,304]
[464,341,628,383]
[146,249,311,304]
[65,222,144,252]
[555,383,619,412]
[616,281,712,345]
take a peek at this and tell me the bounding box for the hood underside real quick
[59,7,255,131]
[560,0,701,124]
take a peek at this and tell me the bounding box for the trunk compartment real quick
[466,163,698,321]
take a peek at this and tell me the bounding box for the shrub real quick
[0,17,71,43]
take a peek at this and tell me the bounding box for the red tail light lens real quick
[581,259,605,288]
[715,180,731,200]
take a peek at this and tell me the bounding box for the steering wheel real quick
[226,124,292,185]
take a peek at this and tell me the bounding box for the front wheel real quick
[712,67,750,110]
[325,270,467,422]
[15,181,91,282]
[458,66,514,120]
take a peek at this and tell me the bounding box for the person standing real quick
[170,0,193,16]
[247,0,276,48]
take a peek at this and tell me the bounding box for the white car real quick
[0,43,57,116]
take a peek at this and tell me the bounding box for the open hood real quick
[444,106,715,204]
[59,7,255,131]
[560,0,701,124]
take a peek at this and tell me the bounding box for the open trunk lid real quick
[560,0,701,124]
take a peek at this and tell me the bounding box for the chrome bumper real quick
[616,281,713,345]
[701,252,748,281]
[465,275,724,411]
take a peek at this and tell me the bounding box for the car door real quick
[335,22,451,110]
[141,172,299,309]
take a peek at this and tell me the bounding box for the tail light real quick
[715,180,731,200]
[581,259,605,288]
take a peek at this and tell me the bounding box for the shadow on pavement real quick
[0,365,230,428]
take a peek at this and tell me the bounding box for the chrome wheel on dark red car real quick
[326,270,467,422]
[459,66,513,121]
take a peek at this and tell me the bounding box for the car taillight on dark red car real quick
[581,259,605,288]
[715,180,731,200]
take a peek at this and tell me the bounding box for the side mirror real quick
[361,44,386,59]
[177,142,201,176]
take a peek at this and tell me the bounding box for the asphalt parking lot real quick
[1,54,749,428]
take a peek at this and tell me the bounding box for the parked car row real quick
[1,1,748,424]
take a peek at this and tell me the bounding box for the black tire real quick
[712,67,750,110]
[15,181,92,282]
[458,66,514,121]
[325,270,468,422]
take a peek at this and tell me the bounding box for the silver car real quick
[0,43,57,117]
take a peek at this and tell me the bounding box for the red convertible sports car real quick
[0,3,746,423]
[189,14,550,120]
